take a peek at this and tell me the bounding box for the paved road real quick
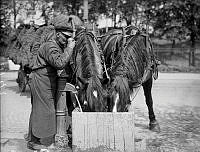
[134,73,200,108]
[1,71,200,152]
[1,71,31,139]
[0,71,31,152]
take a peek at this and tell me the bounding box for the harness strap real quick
[32,66,47,72]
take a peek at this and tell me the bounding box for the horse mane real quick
[101,29,123,69]
[86,75,107,111]
[73,28,107,111]
[112,34,149,84]
[74,28,103,78]
[110,76,130,108]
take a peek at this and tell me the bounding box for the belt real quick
[32,66,48,72]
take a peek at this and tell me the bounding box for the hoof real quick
[149,120,160,132]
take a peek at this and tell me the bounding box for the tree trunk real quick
[113,12,117,27]
[44,15,48,25]
[189,4,196,66]
[83,0,88,22]
[189,31,195,66]
[126,15,132,26]
[72,0,77,15]
[170,39,175,59]
[13,0,16,29]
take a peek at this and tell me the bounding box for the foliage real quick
[89,0,124,25]
[52,0,82,15]
[142,0,200,65]
[6,24,55,67]
[89,0,147,28]
[2,0,200,61]
[1,0,84,58]
[144,0,200,41]
[119,0,139,26]
[5,13,82,68]
[0,1,12,55]
[89,0,200,44]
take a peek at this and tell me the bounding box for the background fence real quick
[154,48,200,67]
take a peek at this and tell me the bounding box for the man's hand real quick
[64,38,75,59]
[67,38,75,49]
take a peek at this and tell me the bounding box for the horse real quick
[100,26,160,131]
[70,27,108,112]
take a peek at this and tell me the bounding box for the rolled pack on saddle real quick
[5,15,81,92]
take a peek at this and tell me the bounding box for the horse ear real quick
[77,77,88,85]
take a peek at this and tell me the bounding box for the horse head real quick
[72,28,108,112]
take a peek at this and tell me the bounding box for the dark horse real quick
[70,28,108,112]
[101,26,160,131]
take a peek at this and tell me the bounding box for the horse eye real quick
[93,90,98,98]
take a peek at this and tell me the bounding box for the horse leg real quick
[142,77,160,132]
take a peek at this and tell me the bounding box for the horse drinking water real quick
[101,26,160,131]
[71,28,108,112]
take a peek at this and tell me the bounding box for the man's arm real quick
[46,39,75,70]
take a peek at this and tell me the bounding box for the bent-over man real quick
[26,25,75,150]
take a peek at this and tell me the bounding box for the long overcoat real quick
[29,40,70,138]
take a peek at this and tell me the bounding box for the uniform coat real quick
[28,40,70,139]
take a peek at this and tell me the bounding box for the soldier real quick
[26,24,75,150]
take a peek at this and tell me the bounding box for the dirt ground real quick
[1,71,200,152]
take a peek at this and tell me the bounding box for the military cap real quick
[50,14,74,36]
[55,25,73,36]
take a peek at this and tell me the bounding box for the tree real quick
[89,0,124,26]
[0,0,12,55]
[51,0,82,16]
[89,0,146,27]
[89,0,107,22]
[10,0,31,29]
[119,0,140,26]
[144,0,200,66]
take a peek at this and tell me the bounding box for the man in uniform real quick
[26,24,75,150]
